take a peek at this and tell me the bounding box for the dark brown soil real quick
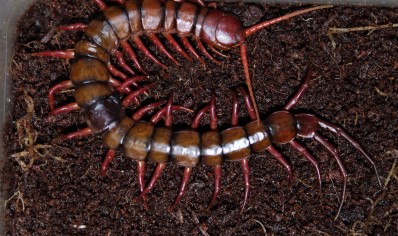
[3,0,398,235]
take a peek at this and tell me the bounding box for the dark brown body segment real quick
[201,131,223,166]
[221,126,251,161]
[176,3,198,35]
[85,18,119,52]
[245,120,271,152]
[123,122,155,161]
[163,1,177,32]
[141,0,163,32]
[74,40,110,63]
[148,127,173,163]
[171,131,201,167]
[125,0,143,34]
[74,82,113,107]
[266,111,297,144]
[103,117,136,149]
[70,58,110,86]
[103,6,130,40]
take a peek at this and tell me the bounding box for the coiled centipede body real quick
[34,0,332,119]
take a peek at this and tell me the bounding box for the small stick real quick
[328,23,398,49]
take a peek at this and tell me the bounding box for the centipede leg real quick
[231,92,251,211]
[289,139,322,192]
[57,23,87,31]
[114,50,136,75]
[52,127,92,143]
[137,160,148,210]
[313,133,347,220]
[132,37,167,70]
[101,149,115,176]
[195,39,221,65]
[48,80,74,110]
[206,164,221,211]
[107,63,128,80]
[48,102,79,116]
[317,119,381,186]
[237,87,256,121]
[93,0,107,11]
[122,83,155,107]
[31,50,74,59]
[163,34,192,61]
[120,41,147,74]
[283,69,312,111]
[267,145,294,186]
[168,167,192,212]
[180,36,205,64]
[148,34,180,65]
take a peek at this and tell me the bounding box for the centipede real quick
[29,0,380,219]
[33,0,332,120]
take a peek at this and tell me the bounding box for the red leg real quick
[206,164,221,210]
[163,34,192,61]
[267,145,294,185]
[209,95,218,130]
[231,92,239,126]
[53,127,92,143]
[283,69,312,111]
[132,102,163,121]
[135,163,167,200]
[244,5,333,37]
[57,23,87,31]
[208,45,229,58]
[289,139,322,192]
[114,50,136,75]
[317,118,381,186]
[195,39,221,65]
[120,41,146,74]
[168,167,192,212]
[313,133,347,220]
[150,105,192,124]
[107,63,128,80]
[48,80,73,110]
[48,102,79,116]
[148,34,179,65]
[122,83,155,107]
[117,76,147,92]
[101,149,115,176]
[93,0,107,11]
[240,44,259,121]
[240,157,250,212]
[108,78,132,94]
[137,160,148,210]
[180,36,205,64]
[191,105,210,129]
[31,50,74,59]
[132,37,167,70]
[237,87,257,121]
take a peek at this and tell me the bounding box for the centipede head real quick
[201,10,245,51]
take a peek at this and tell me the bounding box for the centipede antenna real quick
[240,44,260,122]
[244,5,333,37]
